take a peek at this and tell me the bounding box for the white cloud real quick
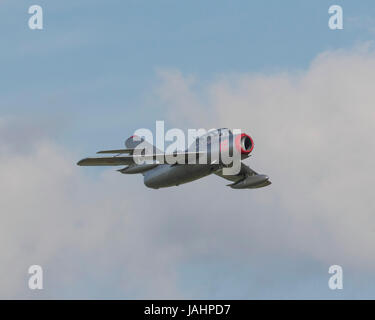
[155,45,375,270]
[0,120,183,298]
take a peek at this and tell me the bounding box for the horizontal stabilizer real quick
[77,156,134,166]
[97,149,133,154]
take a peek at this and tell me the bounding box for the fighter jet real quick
[77,128,271,189]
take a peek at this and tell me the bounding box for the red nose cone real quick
[235,133,254,154]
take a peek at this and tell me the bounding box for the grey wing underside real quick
[77,156,135,166]
[77,151,205,166]
[214,163,271,188]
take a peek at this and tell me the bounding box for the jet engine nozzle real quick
[235,133,254,155]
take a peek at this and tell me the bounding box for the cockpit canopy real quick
[200,128,232,138]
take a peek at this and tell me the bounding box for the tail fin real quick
[125,135,144,149]
[97,149,133,154]
[125,135,163,153]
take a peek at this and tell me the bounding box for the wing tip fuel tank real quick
[229,174,270,189]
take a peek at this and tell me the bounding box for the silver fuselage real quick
[143,129,249,188]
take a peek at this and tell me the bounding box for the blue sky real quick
[2,0,375,152]
[1,0,375,299]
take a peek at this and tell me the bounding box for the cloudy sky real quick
[1,0,375,299]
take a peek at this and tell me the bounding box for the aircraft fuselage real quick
[143,164,216,189]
